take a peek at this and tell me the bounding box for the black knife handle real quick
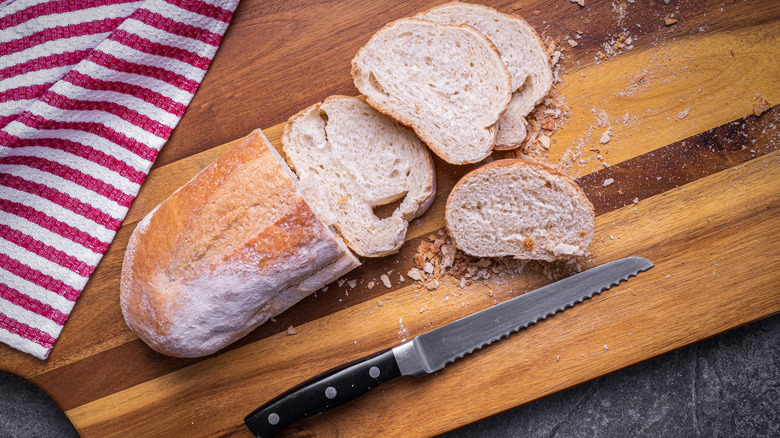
[244,349,401,437]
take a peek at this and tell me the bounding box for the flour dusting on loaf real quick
[120,130,359,358]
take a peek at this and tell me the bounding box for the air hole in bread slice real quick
[372,191,407,220]
[368,72,388,96]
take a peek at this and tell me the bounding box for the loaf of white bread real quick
[121,106,435,357]
[121,3,586,358]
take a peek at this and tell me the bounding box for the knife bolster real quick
[393,340,429,376]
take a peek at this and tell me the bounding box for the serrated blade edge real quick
[393,256,654,376]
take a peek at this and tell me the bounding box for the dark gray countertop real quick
[1,313,778,437]
[442,313,780,438]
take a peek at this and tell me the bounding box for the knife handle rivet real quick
[325,386,337,399]
[369,366,380,378]
[268,413,279,425]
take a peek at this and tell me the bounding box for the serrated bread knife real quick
[245,256,654,437]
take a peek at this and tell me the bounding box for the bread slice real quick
[283,96,436,257]
[445,159,594,261]
[352,17,512,164]
[120,130,360,358]
[416,2,554,150]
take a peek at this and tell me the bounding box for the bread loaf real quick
[351,17,512,165]
[445,159,594,261]
[282,96,436,257]
[416,2,553,150]
[120,130,360,358]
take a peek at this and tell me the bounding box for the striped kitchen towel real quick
[0,0,240,359]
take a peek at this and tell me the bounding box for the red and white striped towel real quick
[0,0,240,359]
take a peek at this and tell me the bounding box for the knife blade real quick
[244,256,654,437]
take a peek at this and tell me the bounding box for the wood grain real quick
[0,0,778,436]
[65,148,780,437]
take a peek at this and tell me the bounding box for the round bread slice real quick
[416,2,554,150]
[283,95,436,258]
[351,17,512,164]
[445,159,594,261]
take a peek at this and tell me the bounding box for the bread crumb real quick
[633,197,639,204]
[569,0,585,6]
[380,274,392,288]
[599,129,612,144]
[631,69,648,84]
[677,108,690,120]
[538,134,551,149]
[407,268,424,281]
[665,18,677,26]
[413,253,426,269]
[567,39,578,48]
[337,279,345,287]
[367,281,375,290]
[753,96,771,116]
[398,274,405,283]
[603,178,614,187]
[551,50,562,65]
[347,279,357,289]
[287,326,297,336]
[604,344,609,350]
[377,300,383,307]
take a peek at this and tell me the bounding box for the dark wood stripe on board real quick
[35,105,778,412]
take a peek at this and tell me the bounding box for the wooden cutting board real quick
[1,1,778,436]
